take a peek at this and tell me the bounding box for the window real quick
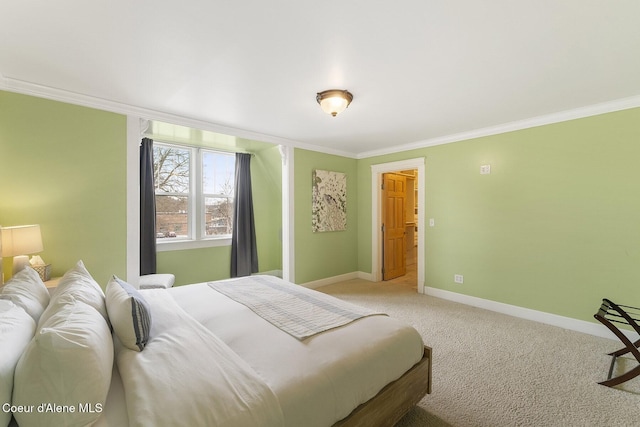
[153,142,235,247]
[202,150,235,237]
[154,144,191,239]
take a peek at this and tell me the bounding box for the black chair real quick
[594,298,640,387]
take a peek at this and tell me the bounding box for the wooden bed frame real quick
[334,345,432,427]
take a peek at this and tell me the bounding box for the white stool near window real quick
[139,273,175,289]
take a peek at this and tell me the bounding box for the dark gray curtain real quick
[231,153,258,277]
[140,138,157,275]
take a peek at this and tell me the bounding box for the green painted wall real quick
[4,89,639,326]
[294,148,358,283]
[158,145,283,286]
[357,108,640,323]
[157,246,231,285]
[0,91,127,286]
[251,145,283,272]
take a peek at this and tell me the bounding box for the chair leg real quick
[599,363,640,388]
[609,337,640,357]
[606,354,617,381]
[595,307,640,387]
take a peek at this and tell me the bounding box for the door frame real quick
[371,158,425,293]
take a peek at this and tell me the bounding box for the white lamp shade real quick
[1,225,43,257]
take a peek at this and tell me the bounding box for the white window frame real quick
[155,141,235,252]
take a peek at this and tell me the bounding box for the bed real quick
[1,261,432,427]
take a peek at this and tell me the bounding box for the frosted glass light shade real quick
[316,90,353,117]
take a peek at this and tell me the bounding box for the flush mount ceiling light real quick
[316,89,353,117]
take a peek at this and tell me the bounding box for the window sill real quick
[156,237,231,252]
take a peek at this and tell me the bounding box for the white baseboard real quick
[299,274,634,342]
[302,271,373,289]
[425,287,636,341]
[356,271,375,282]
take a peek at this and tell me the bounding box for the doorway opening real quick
[381,170,418,288]
[371,158,425,293]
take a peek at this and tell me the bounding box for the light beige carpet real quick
[319,279,640,427]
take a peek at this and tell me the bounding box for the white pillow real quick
[38,260,108,328]
[12,295,113,427]
[0,300,36,427]
[0,266,50,323]
[105,276,152,352]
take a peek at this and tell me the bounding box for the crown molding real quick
[2,75,638,161]
[357,94,640,159]
[0,76,358,158]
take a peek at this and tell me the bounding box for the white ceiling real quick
[1,1,639,157]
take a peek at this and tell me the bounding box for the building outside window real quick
[153,142,235,244]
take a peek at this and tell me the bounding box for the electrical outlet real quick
[454,274,464,284]
[480,164,491,175]
[429,218,435,227]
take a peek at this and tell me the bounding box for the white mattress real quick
[95,280,424,427]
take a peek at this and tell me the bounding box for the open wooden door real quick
[382,173,406,280]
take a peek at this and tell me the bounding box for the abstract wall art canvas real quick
[312,169,347,232]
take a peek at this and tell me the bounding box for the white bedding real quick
[114,290,283,427]
[209,275,384,339]
[95,277,425,427]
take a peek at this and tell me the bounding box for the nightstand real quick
[44,277,62,294]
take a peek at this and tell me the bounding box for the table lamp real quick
[1,224,44,276]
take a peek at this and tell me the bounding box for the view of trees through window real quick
[153,143,235,240]
[202,150,235,236]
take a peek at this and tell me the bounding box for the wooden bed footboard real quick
[333,345,432,427]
